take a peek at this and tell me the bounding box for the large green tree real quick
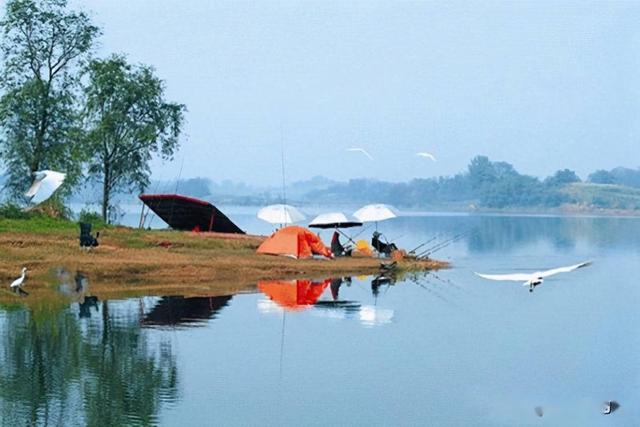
[0,0,100,199]
[83,55,185,222]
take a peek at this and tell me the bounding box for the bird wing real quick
[538,261,592,278]
[347,148,373,160]
[417,152,436,161]
[475,272,533,282]
[25,176,44,198]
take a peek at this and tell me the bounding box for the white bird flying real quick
[475,261,592,292]
[416,152,436,161]
[347,148,374,161]
[25,170,66,205]
[10,267,27,289]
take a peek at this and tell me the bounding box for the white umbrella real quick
[309,212,362,229]
[353,204,397,223]
[25,170,66,204]
[257,204,306,225]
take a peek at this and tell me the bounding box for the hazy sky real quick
[67,1,640,184]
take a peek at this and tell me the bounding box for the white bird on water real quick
[416,152,436,161]
[10,267,27,289]
[347,147,374,161]
[475,261,592,292]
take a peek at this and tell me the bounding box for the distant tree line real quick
[587,167,640,188]
[306,156,640,210]
[0,0,185,222]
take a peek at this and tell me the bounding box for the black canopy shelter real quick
[139,193,245,234]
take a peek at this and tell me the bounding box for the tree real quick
[0,0,99,199]
[82,55,186,222]
[545,169,581,187]
[588,169,616,185]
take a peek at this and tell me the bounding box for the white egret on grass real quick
[25,170,66,204]
[346,147,374,161]
[475,261,592,292]
[416,152,436,161]
[10,267,27,289]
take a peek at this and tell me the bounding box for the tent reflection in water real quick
[257,225,333,259]
[258,279,331,311]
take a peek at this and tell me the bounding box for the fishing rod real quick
[415,233,464,258]
[350,223,373,241]
[386,233,405,243]
[408,234,440,254]
[417,231,470,258]
[420,231,470,258]
[424,233,467,257]
[336,228,359,246]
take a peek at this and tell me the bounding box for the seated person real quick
[79,222,100,248]
[331,231,352,257]
[371,231,398,256]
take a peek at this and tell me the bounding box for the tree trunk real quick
[102,165,110,223]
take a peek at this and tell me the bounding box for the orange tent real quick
[257,226,333,259]
[258,279,331,311]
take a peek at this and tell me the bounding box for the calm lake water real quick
[1,212,639,426]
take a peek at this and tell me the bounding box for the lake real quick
[1,212,638,426]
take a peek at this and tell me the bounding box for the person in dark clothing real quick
[331,231,352,257]
[371,231,397,256]
[79,222,100,248]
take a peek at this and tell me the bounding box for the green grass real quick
[0,216,77,234]
[0,202,110,234]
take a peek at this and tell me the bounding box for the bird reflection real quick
[12,286,29,297]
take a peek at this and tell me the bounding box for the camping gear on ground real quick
[258,279,331,311]
[354,239,373,257]
[331,231,352,257]
[25,170,66,205]
[353,204,397,230]
[139,193,244,233]
[257,225,333,259]
[257,204,305,225]
[372,231,398,257]
[79,222,100,248]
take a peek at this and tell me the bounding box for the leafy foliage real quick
[0,0,100,199]
[82,55,186,222]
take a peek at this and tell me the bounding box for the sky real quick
[60,1,640,184]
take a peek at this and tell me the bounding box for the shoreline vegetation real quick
[0,218,447,306]
[64,160,640,218]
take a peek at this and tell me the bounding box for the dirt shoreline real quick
[0,227,447,302]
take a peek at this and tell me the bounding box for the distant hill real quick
[10,158,640,214]
[563,183,640,211]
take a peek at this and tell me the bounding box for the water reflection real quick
[466,215,640,253]
[257,276,400,327]
[0,301,178,426]
[57,269,100,319]
[258,279,331,311]
[141,295,232,328]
